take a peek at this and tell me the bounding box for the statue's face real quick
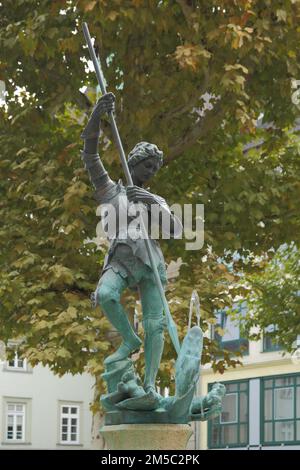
[132,157,160,185]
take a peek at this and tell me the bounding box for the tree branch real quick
[176,0,194,24]
[161,67,210,121]
[166,99,224,163]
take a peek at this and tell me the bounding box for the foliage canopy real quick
[1,0,300,388]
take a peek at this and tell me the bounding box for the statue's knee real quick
[97,284,119,308]
[143,315,166,336]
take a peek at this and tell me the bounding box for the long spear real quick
[82,23,181,356]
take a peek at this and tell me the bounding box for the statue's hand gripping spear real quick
[82,23,180,356]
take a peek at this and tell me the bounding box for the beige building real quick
[197,316,300,450]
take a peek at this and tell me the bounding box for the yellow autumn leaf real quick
[107,11,119,21]
[276,9,287,22]
[83,1,97,12]
[215,326,225,337]
[174,44,211,70]
[33,320,49,331]
[224,64,248,74]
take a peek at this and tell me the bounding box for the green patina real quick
[81,27,225,423]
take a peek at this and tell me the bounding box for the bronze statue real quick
[80,23,225,425]
[81,92,181,395]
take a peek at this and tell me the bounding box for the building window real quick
[7,352,27,370]
[262,325,282,352]
[6,403,26,441]
[262,374,300,445]
[208,380,249,448]
[263,335,282,352]
[213,303,249,355]
[60,405,80,445]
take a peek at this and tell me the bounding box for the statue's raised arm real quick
[81,92,116,202]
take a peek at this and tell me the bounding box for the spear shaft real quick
[82,22,180,356]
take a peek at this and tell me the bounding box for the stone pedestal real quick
[100,424,193,450]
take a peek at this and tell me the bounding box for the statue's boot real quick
[97,289,142,366]
[143,315,165,394]
[104,334,142,366]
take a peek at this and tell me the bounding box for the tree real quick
[234,243,300,352]
[1,0,300,404]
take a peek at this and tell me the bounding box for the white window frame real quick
[6,403,26,442]
[60,404,80,445]
[6,352,27,371]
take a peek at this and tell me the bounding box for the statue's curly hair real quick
[127,141,163,170]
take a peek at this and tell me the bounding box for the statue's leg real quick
[96,269,142,365]
[139,277,165,394]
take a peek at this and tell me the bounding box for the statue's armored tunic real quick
[82,151,167,288]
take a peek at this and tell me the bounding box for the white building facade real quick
[0,355,95,449]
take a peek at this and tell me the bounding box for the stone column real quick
[100,424,193,450]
